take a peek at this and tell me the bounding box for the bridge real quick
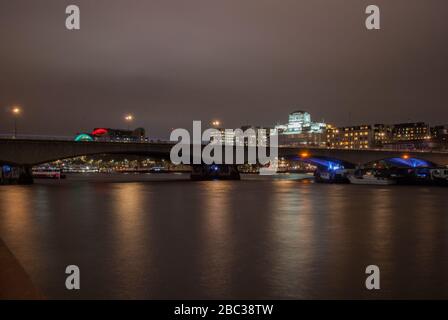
[1,138,448,183]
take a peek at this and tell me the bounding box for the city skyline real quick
[1,0,448,137]
[2,105,448,140]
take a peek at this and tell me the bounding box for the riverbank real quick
[0,238,43,299]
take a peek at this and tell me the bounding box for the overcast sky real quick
[1,0,447,138]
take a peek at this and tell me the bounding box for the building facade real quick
[372,124,392,148]
[275,110,326,135]
[431,125,448,150]
[382,122,432,150]
[275,110,326,146]
[326,124,373,149]
[210,126,273,146]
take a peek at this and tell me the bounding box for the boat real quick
[148,166,169,173]
[314,169,351,183]
[32,168,66,179]
[348,169,396,185]
[389,167,432,185]
[430,168,448,186]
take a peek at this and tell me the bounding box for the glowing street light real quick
[12,107,21,115]
[300,151,310,158]
[211,120,221,127]
[11,106,21,139]
[125,114,134,130]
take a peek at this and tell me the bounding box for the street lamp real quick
[211,120,221,127]
[11,106,21,139]
[300,151,310,159]
[125,114,134,130]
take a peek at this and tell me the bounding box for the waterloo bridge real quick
[1,138,448,184]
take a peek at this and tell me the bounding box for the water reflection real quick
[112,183,147,297]
[0,187,39,266]
[200,181,233,297]
[269,180,315,298]
[370,188,393,261]
[1,177,448,299]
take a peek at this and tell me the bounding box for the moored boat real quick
[348,169,396,185]
[32,168,66,179]
[430,168,448,186]
[314,169,351,183]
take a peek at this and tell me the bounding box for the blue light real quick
[388,157,431,168]
[296,157,344,171]
[211,165,219,172]
[2,165,12,173]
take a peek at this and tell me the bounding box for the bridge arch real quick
[290,154,357,171]
[364,156,438,168]
[0,140,174,166]
[29,151,171,166]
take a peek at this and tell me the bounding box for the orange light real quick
[12,106,21,115]
[300,152,310,158]
[402,154,410,159]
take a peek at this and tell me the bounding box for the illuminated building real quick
[286,110,311,133]
[278,132,326,147]
[373,124,392,147]
[431,125,446,139]
[90,127,147,142]
[326,124,373,149]
[210,125,273,146]
[275,110,326,135]
[383,122,432,150]
[239,125,273,146]
[274,110,326,146]
[391,122,430,142]
[209,128,236,145]
[431,125,448,150]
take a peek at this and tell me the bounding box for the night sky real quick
[1,0,447,138]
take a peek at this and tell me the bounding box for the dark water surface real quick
[1,173,448,299]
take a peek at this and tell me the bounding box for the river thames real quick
[1,173,448,299]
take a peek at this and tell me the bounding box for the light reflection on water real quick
[0,174,448,299]
[200,181,233,297]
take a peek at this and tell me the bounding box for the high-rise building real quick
[286,111,311,133]
[275,110,326,146]
[275,110,326,135]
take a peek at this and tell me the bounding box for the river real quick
[0,173,447,299]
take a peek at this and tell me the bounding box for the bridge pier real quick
[0,165,33,185]
[190,164,240,181]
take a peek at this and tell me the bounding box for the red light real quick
[92,128,108,136]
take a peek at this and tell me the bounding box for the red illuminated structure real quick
[92,128,109,136]
[90,127,146,142]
